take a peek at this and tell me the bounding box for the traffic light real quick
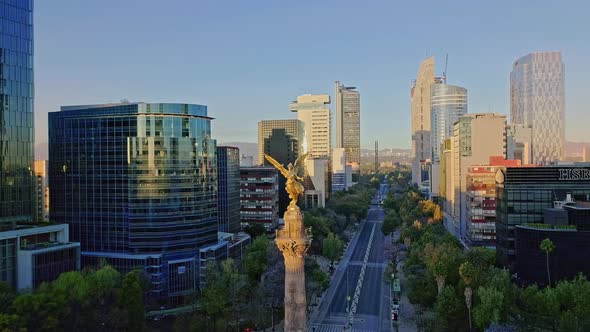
[392,313,398,321]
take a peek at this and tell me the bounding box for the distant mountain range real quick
[566,141,590,156]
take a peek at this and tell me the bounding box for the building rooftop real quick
[55,102,211,119]
[564,201,590,211]
[517,223,577,232]
[21,241,79,251]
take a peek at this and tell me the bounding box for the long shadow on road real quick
[328,265,361,314]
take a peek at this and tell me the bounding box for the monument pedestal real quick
[276,204,312,332]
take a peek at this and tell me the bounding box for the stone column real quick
[276,204,312,332]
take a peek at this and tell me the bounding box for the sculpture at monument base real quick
[264,153,312,332]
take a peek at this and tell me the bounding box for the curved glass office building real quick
[0,0,34,224]
[49,103,217,303]
[430,83,467,163]
[510,52,565,165]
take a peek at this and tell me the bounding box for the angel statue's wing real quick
[264,154,289,178]
[293,152,309,171]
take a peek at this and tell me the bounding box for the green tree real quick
[381,211,400,236]
[52,270,89,331]
[84,265,123,330]
[244,236,271,283]
[0,313,20,331]
[118,270,145,332]
[304,213,331,254]
[11,284,68,332]
[322,232,343,266]
[0,282,15,313]
[424,243,462,294]
[243,223,267,238]
[200,282,226,331]
[220,259,248,329]
[540,238,556,286]
[459,261,477,331]
[473,286,504,329]
[407,272,438,308]
[434,285,467,331]
[369,176,381,189]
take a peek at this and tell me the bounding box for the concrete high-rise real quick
[49,103,218,304]
[451,113,506,239]
[465,157,521,248]
[506,124,533,165]
[0,1,34,225]
[510,52,565,165]
[411,57,436,185]
[217,146,241,233]
[239,166,279,231]
[34,160,50,222]
[290,94,331,158]
[334,81,360,175]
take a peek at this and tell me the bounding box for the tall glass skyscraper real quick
[49,103,217,303]
[510,52,565,165]
[334,81,360,174]
[217,146,240,233]
[431,83,467,163]
[0,0,34,225]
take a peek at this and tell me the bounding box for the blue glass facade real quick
[0,0,34,224]
[48,103,218,304]
[332,173,346,192]
[216,146,240,233]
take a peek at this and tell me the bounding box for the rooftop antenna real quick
[443,53,448,83]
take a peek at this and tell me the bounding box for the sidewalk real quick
[396,260,417,332]
[392,230,417,332]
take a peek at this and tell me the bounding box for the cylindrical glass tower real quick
[431,84,468,163]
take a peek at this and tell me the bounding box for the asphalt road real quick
[311,184,391,332]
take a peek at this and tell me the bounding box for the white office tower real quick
[411,57,436,185]
[506,124,533,165]
[510,52,565,164]
[452,113,506,239]
[290,94,331,158]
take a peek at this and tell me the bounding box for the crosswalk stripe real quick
[307,325,379,332]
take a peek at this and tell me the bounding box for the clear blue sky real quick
[34,0,590,152]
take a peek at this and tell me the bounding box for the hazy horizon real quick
[34,0,590,151]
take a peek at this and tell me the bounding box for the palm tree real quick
[540,238,556,286]
[459,261,477,332]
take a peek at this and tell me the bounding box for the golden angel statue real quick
[264,153,308,207]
